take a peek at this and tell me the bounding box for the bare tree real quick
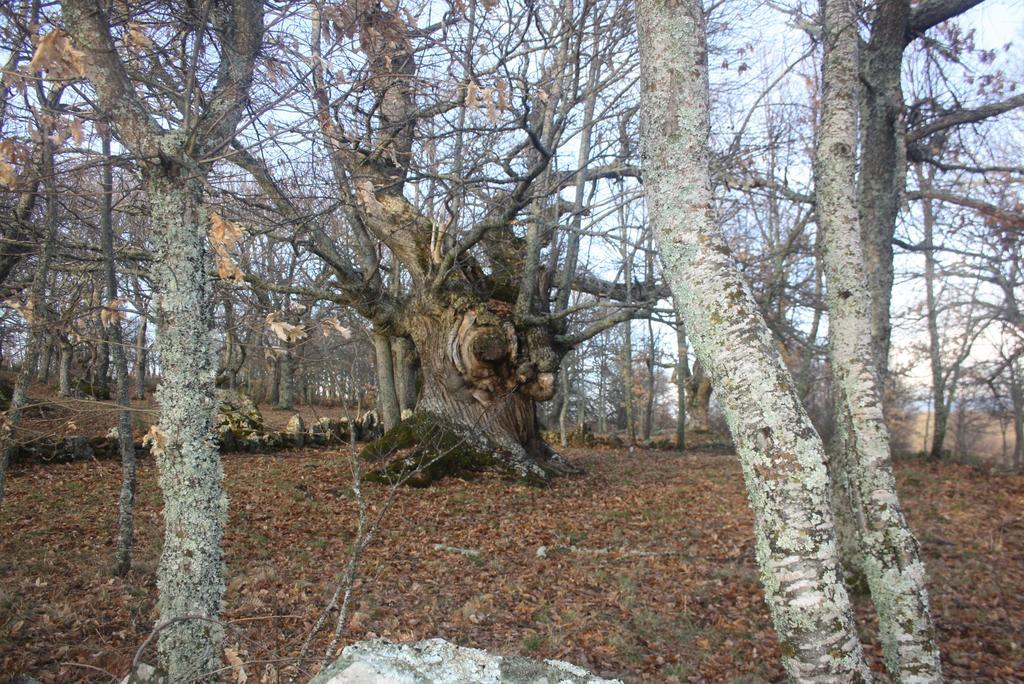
[814,0,941,676]
[57,0,263,677]
[636,0,867,677]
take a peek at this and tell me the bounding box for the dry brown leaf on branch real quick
[322,316,353,339]
[265,312,307,344]
[209,212,247,282]
[69,118,85,145]
[0,160,16,189]
[124,23,154,51]
[28,30,86,80]
[100,299,127,328]
[224,646,248,684]
[0,138,24,189]
[465,81,480,108]
[210,212,244,249]
[141,424,168,457]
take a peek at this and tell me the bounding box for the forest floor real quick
[1,405,1023,682]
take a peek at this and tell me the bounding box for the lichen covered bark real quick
[636,0,869,679]
[815,0,941,679]
[148,177,227,680]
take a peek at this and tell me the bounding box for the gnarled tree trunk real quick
[366,297,573,484]
[412,302,561,477]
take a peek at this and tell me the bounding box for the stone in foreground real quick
[310,638,622,684]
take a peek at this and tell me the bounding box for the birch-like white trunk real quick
[636,1,869,679]
[148,176,226,680]
[815,0,942,679]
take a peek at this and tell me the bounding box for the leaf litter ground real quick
[1,446,1022,682]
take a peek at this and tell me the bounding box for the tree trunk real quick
[643,319,657,441]
[393,336,419,415]
[919,167,948,461]
[134,314,148,399]
[558,364,570,448]
[37,331,53,384]
[637,0,869,678]
[1010,359,1024,470]
[372,333,402,431]
[675,315,687,450]
[57,338,73,398]
[277,346,295,410]
[622,320,636,445]
[375,300,571,483]
[146,176,226,680]
[857,0,911,378]
[815,0,942,677]
[100,131,138,577]
[268,356,280,406]
[95,327,110,389]
[597,340,608,434]
[0,150,58,509]
[686,361,712,432]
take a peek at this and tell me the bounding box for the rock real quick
[56,436,93,461]
[74,379,111,400]
[307,416,350,445]
[359,409,381,440]
[310,638,622,684]
[214,390,264,446]
[89,435,118,458]
[0,378,13,411]
[119,662,165,684]
[285,414,305,447]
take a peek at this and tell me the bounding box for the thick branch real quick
[906,0,986,43]
[59,0,164,158]
[907,94,1024,143]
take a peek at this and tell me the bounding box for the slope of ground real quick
[1,445,1022,682]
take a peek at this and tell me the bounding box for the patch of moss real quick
[360,411,507,487]
[74,379,111,400]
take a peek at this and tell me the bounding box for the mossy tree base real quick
[360,411,578,487]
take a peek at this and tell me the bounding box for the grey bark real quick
[37,331,53,384]
[643,317,657,441]
[1010,360,1024,469]
[637,0,869,678]
[675,314,687,450]
[134,312,148,399]
[921,184,948,460]
[57,336,72,398]
[141,176,228,680]
[393,336,419,415]
[60,0,263,676]
[815,0,942,678]
[277,346,296,410]
[686,361,712,432]
[0,144,58,509]
[372,332,401,431]
[100,131,138,576]
[857,0,910,378]
[558,364,570,448]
